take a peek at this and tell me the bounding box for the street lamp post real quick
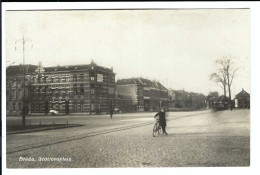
[15,35,33,126]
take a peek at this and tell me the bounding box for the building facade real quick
[116,78,168,112]
[169,89,206,110]
[6,61,116,115]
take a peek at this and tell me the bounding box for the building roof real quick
[235,89,250,98]
[6,61,114,76]
[116,77,167,90]
[6,64,38,76]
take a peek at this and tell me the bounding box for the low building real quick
[234,89,250,109]
[6,60,116,115]
[116,78,168,112]
[173,90,206,109]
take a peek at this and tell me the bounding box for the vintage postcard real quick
[2,3,253,173]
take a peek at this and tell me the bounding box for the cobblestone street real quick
[6,110,250,168]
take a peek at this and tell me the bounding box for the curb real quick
[7,124,84,135]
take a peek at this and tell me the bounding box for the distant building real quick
[173,90,186,108]
[6,60,116,115]
[173,90,206,109]
[116,78,168,112]
[234,89,250,109]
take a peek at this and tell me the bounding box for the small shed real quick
[234,89,250,109]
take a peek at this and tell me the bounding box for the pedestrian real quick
[110,102,114,119]
[154,107,168,135]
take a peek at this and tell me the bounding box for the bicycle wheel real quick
[153,124,158,137]
[158,126,162,135]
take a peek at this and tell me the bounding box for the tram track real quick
[7,111,209,154]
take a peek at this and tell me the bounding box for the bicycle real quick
[153,117,162,137]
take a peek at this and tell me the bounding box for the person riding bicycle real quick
[154,107,168,135]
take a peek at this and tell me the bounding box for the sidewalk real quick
[7,124,83,135]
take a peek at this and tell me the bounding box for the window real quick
[17,81,21,88]
[108,87,114,95]
[80,103,84,111]
[91,103,94,110]
[90,72,95,81]
[64,75,70,82]
[58,76,62,83]
[31,104,34,111]
[91,89,95,95]
[80,84,84,95]
[7,103,9,111]
[74,85,78,95]
[13,79,17,87]
[79,74,84,81]
[97,74,103,82]
[18,90,22,99]
[12,90,16,99]
[35,104,39,111]
[34,77,37,83]
[12,103,16,111]
[73,75,77,82]
[55,90,59,97]
[19,103,22,110]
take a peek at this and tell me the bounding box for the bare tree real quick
[210,68,227,98]
[210,56,238,101]
[209,91,219,100]
[221,56,239,101]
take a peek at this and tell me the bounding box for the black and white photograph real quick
[2,2,258,173]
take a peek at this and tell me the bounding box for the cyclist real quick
[154,107,168,135]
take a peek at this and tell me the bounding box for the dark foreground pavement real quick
[6,109,250,168]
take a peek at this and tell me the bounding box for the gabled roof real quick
[236,89,250,98]
[116,77,167,90]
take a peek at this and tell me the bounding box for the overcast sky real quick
[5,9,250,97]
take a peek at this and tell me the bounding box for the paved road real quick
[6,109,250,168]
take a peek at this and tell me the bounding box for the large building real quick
[116,78,168,112]
[6,60,116,115]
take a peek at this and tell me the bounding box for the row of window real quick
[6,103,22,111]
[7,86,111,98]
[8,73,107,86]
[7,103,94,112]
[6,89,28,99]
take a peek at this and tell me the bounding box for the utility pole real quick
[15,35,33,126]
